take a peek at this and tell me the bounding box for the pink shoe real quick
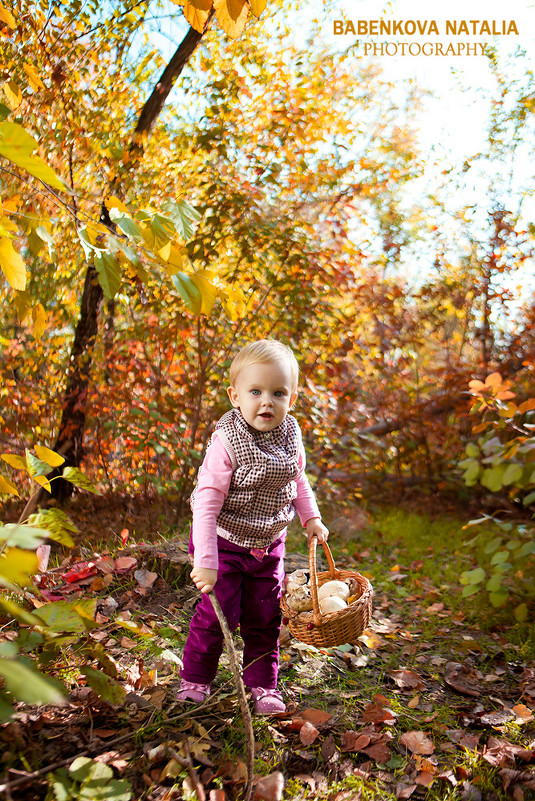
[250,687,286,715]
[176,679,211,702]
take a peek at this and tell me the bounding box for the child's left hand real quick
[306,517,329,545]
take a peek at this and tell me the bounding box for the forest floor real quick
[0,495,534,801]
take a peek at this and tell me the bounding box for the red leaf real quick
[340,731,371,752]
[114,556,137,572]
[120,528,129,546]
[61,561,97,583]
[363,741,391,763]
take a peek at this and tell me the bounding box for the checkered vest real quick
[209,409,300,548]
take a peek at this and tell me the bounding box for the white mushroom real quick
[286,585,313,613]
[319,595,347,615]
[318,580,350,601]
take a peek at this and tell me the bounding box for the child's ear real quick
[228,385,239,407]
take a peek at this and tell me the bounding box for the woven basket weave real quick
[280,537,373,648]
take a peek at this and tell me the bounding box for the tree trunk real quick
[50,19,209,501]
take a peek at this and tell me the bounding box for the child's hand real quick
[191,567,218,593]
[306,517,329,545]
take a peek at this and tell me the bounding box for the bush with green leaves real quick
[458,372,535,615]
[46,756,132,801]
[0,446,125,720]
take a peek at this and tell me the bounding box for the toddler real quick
[178,339,328,714]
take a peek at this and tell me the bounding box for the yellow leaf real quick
[157,240,171,261]
[213,0,249,37]
[0,548,38,588]
[0,214,16,237]
[0,236,26,290]
[1,453,27,471]
[33,475,52,493]
[182,0,212,32]
[0,475,19,496]
[32,302,47,340]
[34,446,65,467]
[23,63,45,92]
[3,80,21,109]
[14,290,32,322]
[105,195,129,214]
[0,3,16,28]
[249,0,267,16]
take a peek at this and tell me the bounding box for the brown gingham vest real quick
[204,409,301,549]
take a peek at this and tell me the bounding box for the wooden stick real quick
[208,591,255,801]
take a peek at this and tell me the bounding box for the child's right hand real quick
[190,567,218,594]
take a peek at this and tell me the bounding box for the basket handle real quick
[309,536,339,627]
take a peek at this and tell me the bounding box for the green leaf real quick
[161,199,201,241]
[80,667,126,705]
[0,657,65,704]
[171,271,202,315]
[34,599,97,633]
[463,460,481,484]
[465,443,479,458]
[61,466,99,494]
[514,603,528,622]
[27,509,77,547]
[459,567,486,585]
[108,208,144,242]
[486,574,502,592]
[481,466,505,492]
[25,449,51,477]
[502,462,524,487]
[461,584,480,597]
[522,490,535,506]
[93,252,121,299]
[516,541,535,558]
[69,756,112,783]
[0,523,49,548]
[489,590,509,608]
[0,122,65,191]
[0,597,45,626]
[484,536,502,555]
[0,692,14,723]
[490,550,509,566]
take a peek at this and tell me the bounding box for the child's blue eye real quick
[251,389,260,395]
[274,391,284,397]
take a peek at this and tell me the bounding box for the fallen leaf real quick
[415,770,435,787]
[444,661,482,697]
[253,771,284,801]
[388,669,426,691]
[395,781,417,798]
[400,731,435,755]
[135,568,158,588]
[114,556,137,572]
[301,708,333,725]
[408,695,420,709]
[363,740,391,763]
[363,702,396,724]
[340,731,371,752]
[512,704,534,725]
[299,721,319,746]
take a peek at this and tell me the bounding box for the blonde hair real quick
[229,340,299,392]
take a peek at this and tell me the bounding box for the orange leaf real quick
[519,398,535,414]
[182,0,212,32]
[485,372,502,387]
[301,708,333,725]
[213,0,249,38]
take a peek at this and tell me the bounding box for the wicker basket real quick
[280,537,373,648]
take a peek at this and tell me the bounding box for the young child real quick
[178,339,329,714]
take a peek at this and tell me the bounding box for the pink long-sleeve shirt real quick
[191,432,320,570]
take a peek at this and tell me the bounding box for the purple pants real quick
[181,535,285,689]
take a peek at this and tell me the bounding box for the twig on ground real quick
[208,591,255,801]
[168,742,206,801]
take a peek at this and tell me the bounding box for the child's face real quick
[228,360,297,432]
